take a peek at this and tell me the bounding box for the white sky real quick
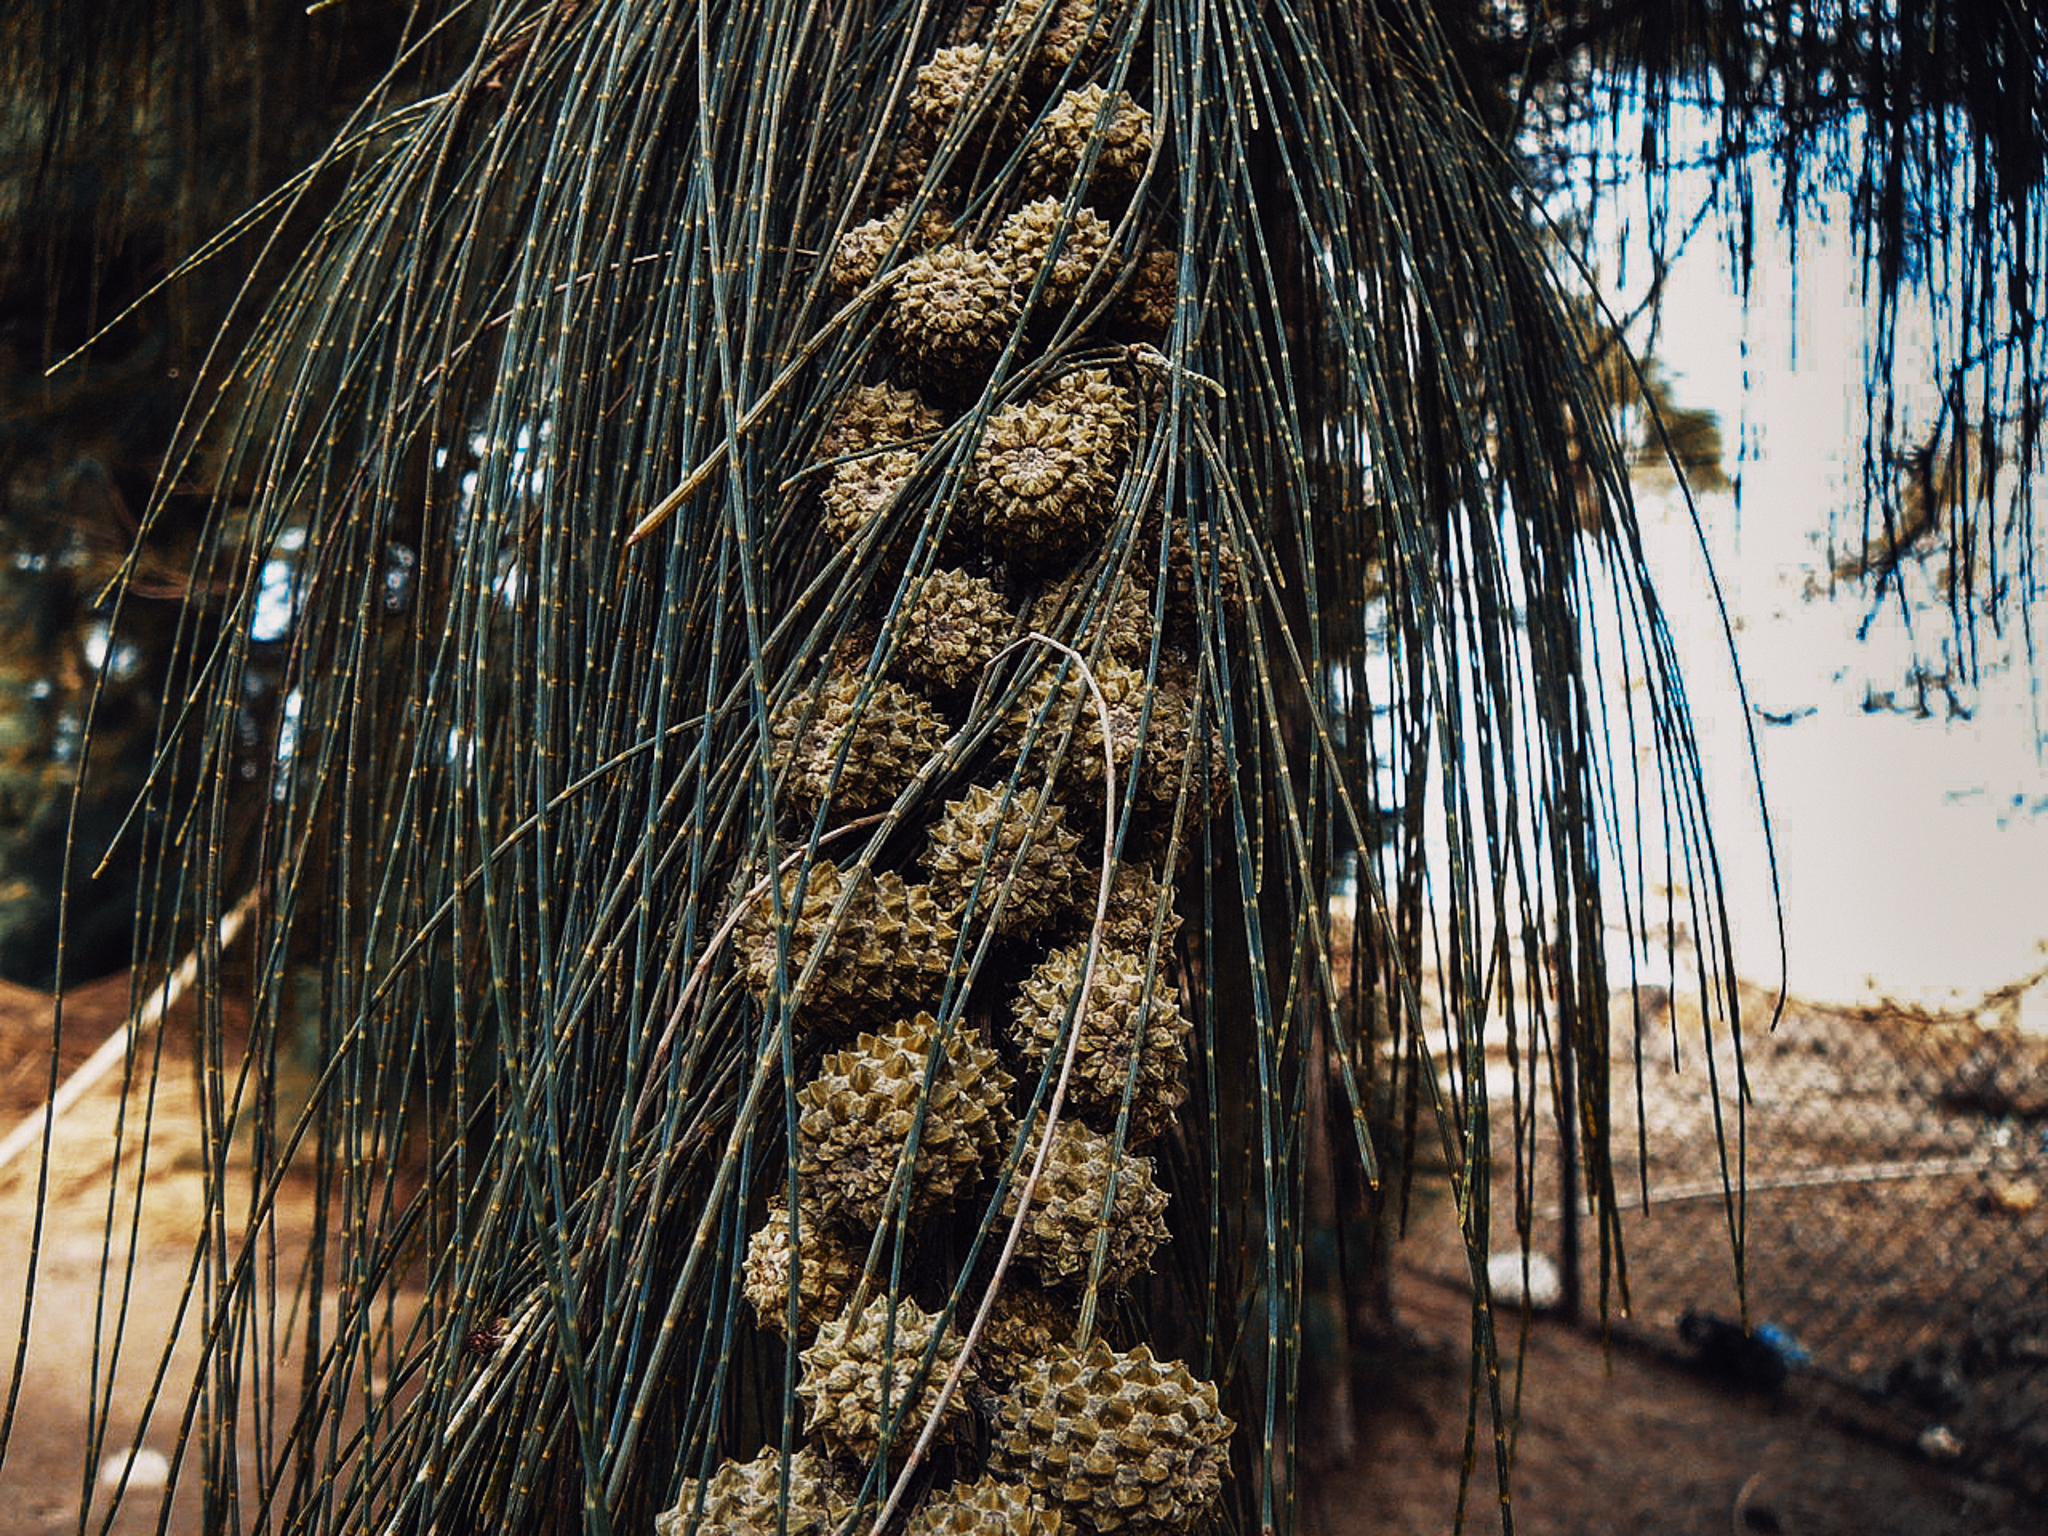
[1600,176,2048,1010]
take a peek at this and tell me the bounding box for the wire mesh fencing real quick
[1404,965,2048,1503]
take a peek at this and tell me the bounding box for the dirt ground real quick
[0,973,232,1536]
[1307,1260,2034,1536]
[0,976,2037,1535]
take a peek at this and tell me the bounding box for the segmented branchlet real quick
[719,6,1233,1526]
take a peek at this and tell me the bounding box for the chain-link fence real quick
[1409,966,2048,1502]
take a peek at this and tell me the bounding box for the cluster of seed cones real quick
[663,2,1237,1532]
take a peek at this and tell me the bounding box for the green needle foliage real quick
[6,1,2040,1534]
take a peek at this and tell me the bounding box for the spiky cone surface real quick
[1130,655,1226,821]
[819,382,946,463]
[739,861,960,1031]
[989,0,1133,90]
[797,1013,1016,1228]
[1041,366,1136,450]
[1110,247,1177,341]
[975,1280,1079,1388]
[973,402,1118,567]
[827,204,954,301]
[1087,861,1182,955]
[891,246,1023,392]
[992,199,1113,313]
[829,620,884,677]
[1012,942,1189,1145]
[742,1202,865,1336]
[880,140,937,205]
[797,1295,975,1465]
[1021,85,1154,204]
[1026,565,1156,668]
[1078,578,1161,666]
[1001,1115,1169,1289]
[1131,669,1204,822]
[830,210,909,301]
[1112,693,1222,877]
[922,783,1084,934]
[770,673,947,818]
[821,446,922,553]
[991,1341,1233,1535]
[909,44,1018,150]
[653,1447,853,1536]
[1160,520,1245,639]
[907,1473,1063,1536]
[895,568,1014,695]
[1003,656,1193,812]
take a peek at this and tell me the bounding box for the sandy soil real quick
[0,974,276,1536]
[1305,1259,2033,1536]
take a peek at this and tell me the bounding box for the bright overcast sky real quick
[1597,164,2048,1012]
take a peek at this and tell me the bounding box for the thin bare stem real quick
[869,634,1120,1536]
[624,270,906,547]
[627,813,887,1135]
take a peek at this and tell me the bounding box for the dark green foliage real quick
[0,0,439,983]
